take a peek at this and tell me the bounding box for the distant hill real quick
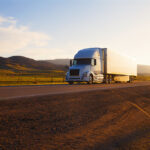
[0,56,66,73]
[45,59,70,66]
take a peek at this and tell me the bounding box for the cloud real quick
[0,16,16,25]
[0,16,51,55]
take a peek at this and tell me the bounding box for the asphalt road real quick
[1,81,150,100]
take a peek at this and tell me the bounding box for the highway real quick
[1,81,150,100]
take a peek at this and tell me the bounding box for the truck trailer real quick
[66,48,137,84]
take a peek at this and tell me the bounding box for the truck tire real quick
[105,75,109,84]
[88,74,93,84]
[108,75,111,84]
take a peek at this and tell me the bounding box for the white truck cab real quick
[66,47,137,84]
[66,48,104,84]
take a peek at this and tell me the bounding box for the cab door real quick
[91,58,103,82]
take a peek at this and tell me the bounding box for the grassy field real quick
[0,69,150,86]
[136,75,150,81]
[0,70,67,86]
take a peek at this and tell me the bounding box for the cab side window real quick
[91,59,96,66]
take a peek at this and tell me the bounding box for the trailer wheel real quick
[108,75,112,84]
[105,75,109,84]
[88,74,93,84]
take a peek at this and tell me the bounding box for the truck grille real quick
[70,69,79,76]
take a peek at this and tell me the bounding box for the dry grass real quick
[0,70,66,86]
[136,75,150,81]
[6,64,36,71]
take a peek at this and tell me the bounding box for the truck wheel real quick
[105,75,109,84]
[108,75,113,84]
[88,75,93,84]
[68,81,74,85]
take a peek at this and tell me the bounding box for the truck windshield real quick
[73,59,91,65]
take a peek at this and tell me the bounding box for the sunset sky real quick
[0,0,150,65]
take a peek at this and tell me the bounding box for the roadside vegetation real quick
[0,69,150,86]
[136,75,150,81]
[0,56,68,86]
[0,70,66,86]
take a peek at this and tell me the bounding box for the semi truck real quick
[66,48,137,84]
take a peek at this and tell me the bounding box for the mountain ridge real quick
[0,56,66,72]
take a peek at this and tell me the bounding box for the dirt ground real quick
[0,85,150,150]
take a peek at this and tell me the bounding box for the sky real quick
[0,0,150,65]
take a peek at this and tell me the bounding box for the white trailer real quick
[66,48,137,84]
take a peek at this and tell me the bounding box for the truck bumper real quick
[66,76,89,82]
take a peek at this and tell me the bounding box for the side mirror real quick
[70,60,73,66]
